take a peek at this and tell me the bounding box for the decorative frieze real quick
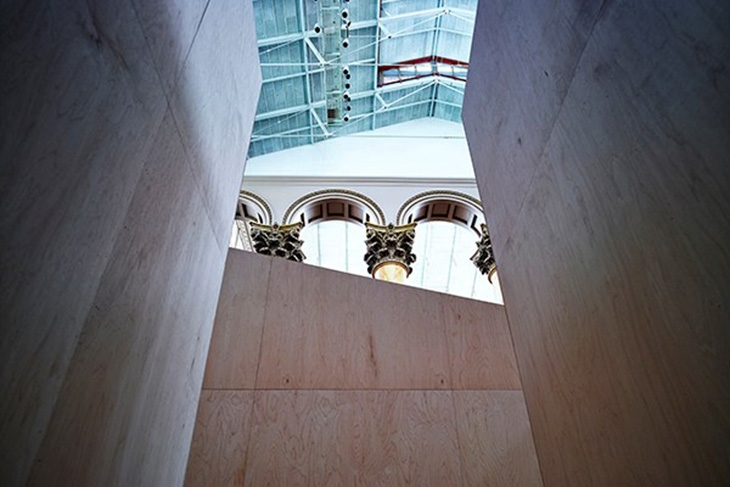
[471,223,497,282]
[232,218,254,251]
[249,222,306,262]
[364,223,417,278]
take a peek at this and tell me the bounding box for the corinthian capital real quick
[364,223,417,280]
[471,223,496,282]
[249,222,306,262]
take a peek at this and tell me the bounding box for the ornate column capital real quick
[471,223,497,282]
[364,223,417,279]
[249,222,306,262]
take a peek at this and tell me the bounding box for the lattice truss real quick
[250,0,476,157]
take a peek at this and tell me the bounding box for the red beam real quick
[378,56,468,86]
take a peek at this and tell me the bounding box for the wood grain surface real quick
[203,251,271,389]
[186,250,541,485]
[244,390,462,487]
[184,391,254,487]
[255,257,452,390]
[185,388,545,486]
[465,0,730,484]
[454,391,543,486]
[443,295,521,390]
[206,251,521,391]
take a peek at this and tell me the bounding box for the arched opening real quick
[230,191,273,250]
[283,189,386,226]
[397,190,484,234]
[408,221,503,304]
[396,191,502,303]
[283,190,383,276]
[300,220,369,277]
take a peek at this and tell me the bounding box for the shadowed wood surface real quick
[27,110,225,487]
[464,0,730,485]
[0,2,166,483]
[462,0,605,254]
[454,391,542,487]
[0,0,260,485]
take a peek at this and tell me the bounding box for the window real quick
[408,221,503,304]
[300,220,370,277]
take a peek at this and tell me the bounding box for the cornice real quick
[242,175,478,188]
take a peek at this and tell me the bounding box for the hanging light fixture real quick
[372,261,409,283]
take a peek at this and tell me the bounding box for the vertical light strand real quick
[316,221,322,265]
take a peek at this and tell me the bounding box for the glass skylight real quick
[248,0,476,157]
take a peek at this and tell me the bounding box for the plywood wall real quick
[463,0,730,485]
[185,250,543,486]
[0,1,260,485]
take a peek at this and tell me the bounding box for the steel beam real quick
[261,69,323,85]
[310,108,331,137]
[254,100,326,122]
[297,0,315,144]
[304,37,326,65]
[372,0,384,130]
[429,0,444,117]
[251,125,313,141]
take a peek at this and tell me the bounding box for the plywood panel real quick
[188,254,544,485]
[466,0,730,484]
[170,0,261,249]
[1,0,261,485]
[203,250,271,389]
[443,295,521,390]
[244,390,462,486]
[462,0,605,254]
[130,0,209,95]
[256,258,451,389]
[185,390,254,487]
[453,391,542,487]
[205,252,523,392]
[0,1,166,484]
[28,110,226,487]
